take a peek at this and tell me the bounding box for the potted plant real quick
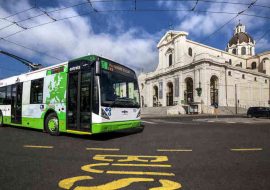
[196,87,202,96]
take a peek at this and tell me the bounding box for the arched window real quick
[169,54,172,66]
[228,71,231,76]
[153,86,159,107]
[188,47,192,56]
[210,76,219,105]
[166,82,174,106]
[254,77,257,81]
[241,47,246,55]
[229,59,232,65]
[242,74,245,79]
[251,62,256,69]
[232,49,236,55]
[185,78,193,103]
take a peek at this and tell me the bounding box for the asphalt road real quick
[0,117,270,190]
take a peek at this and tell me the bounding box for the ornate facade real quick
[139,24,270,114]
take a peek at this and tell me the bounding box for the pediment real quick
[157,30,188,48]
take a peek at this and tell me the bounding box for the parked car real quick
[247,107,270,118]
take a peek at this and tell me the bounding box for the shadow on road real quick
[3,124,145,141]
[62,125,145,141]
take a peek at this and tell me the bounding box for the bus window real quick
[30,78,44,104]
[80,72,91,113]
[5,86,11,104]
[93,76,99,114]
[0,87,6,105]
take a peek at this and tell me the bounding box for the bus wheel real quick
[45,113,60,136]
[0,112,3,127]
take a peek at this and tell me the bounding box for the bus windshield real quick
[100,69,140,108]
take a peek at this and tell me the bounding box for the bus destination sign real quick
[101,60,132,76]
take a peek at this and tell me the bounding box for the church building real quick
[138,23,270,114]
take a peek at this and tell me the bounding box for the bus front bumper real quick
[91,120,141,134]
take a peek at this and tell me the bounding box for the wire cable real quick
[200,0,258,44]
[0,38,64,61]
[87,0,99,12]
[256,29,270,44]
[0,6,36,20]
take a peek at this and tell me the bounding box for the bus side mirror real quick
[95,58,101,76]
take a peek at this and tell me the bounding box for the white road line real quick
[141,120,157,124]
[230,148,263,152]
[157,149,192,152]
[23,145,53,149]
[86,148,120,151]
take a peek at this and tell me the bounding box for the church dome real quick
[228,32,254,46]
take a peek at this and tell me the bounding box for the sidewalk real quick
[194,117,270,124]
[141,113,246,119]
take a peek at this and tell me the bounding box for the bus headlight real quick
[136,110,141,118]
[102,109,110,120]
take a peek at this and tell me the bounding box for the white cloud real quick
[158,0,268,41]
[0,0,158,72]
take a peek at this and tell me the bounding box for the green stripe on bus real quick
[2,116,66,131]
[92,120,141,134]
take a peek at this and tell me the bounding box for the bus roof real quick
[0,54,136,87]
[0,61,67,87]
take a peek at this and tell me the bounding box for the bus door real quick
[11,82,23,124]
[67,61,93,131]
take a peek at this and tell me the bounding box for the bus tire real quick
[0,111,3,127]
[45,112,60,136]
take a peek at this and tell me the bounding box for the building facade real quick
[139,23,270,114]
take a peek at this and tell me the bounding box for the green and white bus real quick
[0,55,141,135]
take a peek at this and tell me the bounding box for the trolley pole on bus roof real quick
[0,50,43,71]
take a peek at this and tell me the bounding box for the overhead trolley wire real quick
[256,28,270,44]
[0,6,36,20]
[87,0,99,12]
[0,38,64,62]
[1,0,269,28]
[1,3,269,40]
[0,0,269,35]
[0,0,267,64]
[0,1,90,31]
[132,0,270,9]
[191,0,200,11]
[200,0,258,44]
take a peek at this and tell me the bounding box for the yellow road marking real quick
[157,149,192,152]
[230,148,263,151]
[150,179,182,190]
[81,163,174,176]
[86,148,120,151]
[112,163,171,167]
[93,155,168,163]
[66,130,92,135]
[23,145,53,149]
[106,170,175,176]
[59,176,181,190]
[81,163,108,174]
[76,178,154,190]
[58,176,93,189]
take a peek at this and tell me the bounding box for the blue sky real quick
[0,0,269,79]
